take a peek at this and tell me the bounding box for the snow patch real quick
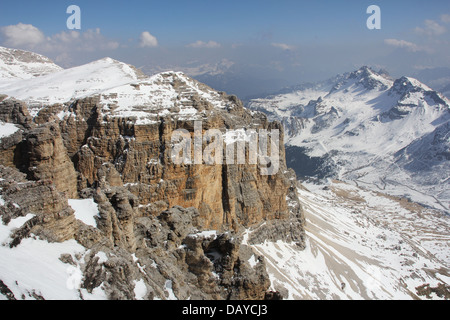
[68,199,100,228]
[133,279,147,300]
[0,122,19,139]
[164,279,177,300]
[188,230,218,240]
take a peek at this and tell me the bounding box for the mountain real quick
[0,49,448,301]
[142,59,235,78]
[0,49,304,300]
[440,83,450,99]
[0,46,62,80]
[248,66,450,213]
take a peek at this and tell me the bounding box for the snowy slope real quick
[248,67,450,213]
[0,46,62,80]
[0,57,148,115]
[98,71,231,125]
[246,181,449,300]
[0,52,233,123]
[0,213,107,300]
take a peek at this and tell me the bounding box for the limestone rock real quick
[50,89,300,233]
[0,165,77,246]
[0,97,33,129]
[76,206,270,300]
[13,123,78,198]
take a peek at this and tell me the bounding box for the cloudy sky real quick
[1,0,450,96]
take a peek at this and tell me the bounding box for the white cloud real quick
[1,23,46,48]
[0,24,121,67]
[1,24,120,54]
[139,31,158,48]
[441,14,450,24]
[414,19,446,36]
[186,40,221,48]
[384,39,425,52]
[271,43,295,51]
[44,29,119,53]
[52,30,80,43]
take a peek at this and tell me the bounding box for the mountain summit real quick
[334,66,393,91]
[0,46,62,80]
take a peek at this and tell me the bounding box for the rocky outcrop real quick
[416,283,450,300]
[0,97,33,167]
[55,89,297,232]
[0,163,273,300]
[0,96,33,128]
[14,122,78,198]
[0,165,77,246]
[66,206,271,300]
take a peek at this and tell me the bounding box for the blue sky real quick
[1,0,450,96]
[2,0,449,44]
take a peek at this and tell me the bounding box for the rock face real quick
[19,123,78,198]
[0,165,78,246]
[0,58,305,300]
[51,72,299,232]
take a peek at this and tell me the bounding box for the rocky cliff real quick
[0,58,305,300]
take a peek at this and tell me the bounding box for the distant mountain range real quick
[248,66,450,213]
[141,60,450,101]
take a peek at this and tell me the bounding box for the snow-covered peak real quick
[391,76,433,95]
[0,47,237,121]
[99,70,231,124]
[349,66,375,78]
[389,76,450,108]
[0,55,148,113]
[331,66,393,92]
[0,46,62,80]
